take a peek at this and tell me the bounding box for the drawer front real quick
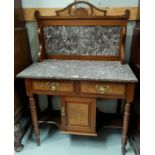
[31,80,74,93]
[79,82,126,96]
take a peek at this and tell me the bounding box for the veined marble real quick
[17,60,137,82]
[43,26,120,56]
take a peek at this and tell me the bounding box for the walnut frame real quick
[34,1,130,64]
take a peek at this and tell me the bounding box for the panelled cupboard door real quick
[61,97,96,134]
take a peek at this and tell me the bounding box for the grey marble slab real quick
[44,26,120,56]
[17,60,137,82]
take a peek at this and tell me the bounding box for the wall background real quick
[21,0,139,113]
[22,0,138,8]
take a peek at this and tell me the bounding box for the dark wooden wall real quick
[14,0,32,123]
[129,22,140,155]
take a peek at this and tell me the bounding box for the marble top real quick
[17,60,137,82]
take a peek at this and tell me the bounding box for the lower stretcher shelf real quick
[37,109,123,136]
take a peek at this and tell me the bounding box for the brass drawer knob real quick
[96,85,110,94]
[48,82,59,91]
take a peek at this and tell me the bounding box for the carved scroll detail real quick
[55,1,130,18]
[55,1,107,16]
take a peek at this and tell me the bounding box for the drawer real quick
[31,80,74,93]
[79,82,126,96]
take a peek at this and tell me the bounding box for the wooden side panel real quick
[14,25,32,123]
[14,28,32,75]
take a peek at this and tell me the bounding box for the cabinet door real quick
[61,97,96,134]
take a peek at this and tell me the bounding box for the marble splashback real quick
[43,26,121,56]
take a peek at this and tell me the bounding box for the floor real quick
[15,125,134,155]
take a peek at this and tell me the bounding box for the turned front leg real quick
[122,102,131,155]
[29,96,40,145]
